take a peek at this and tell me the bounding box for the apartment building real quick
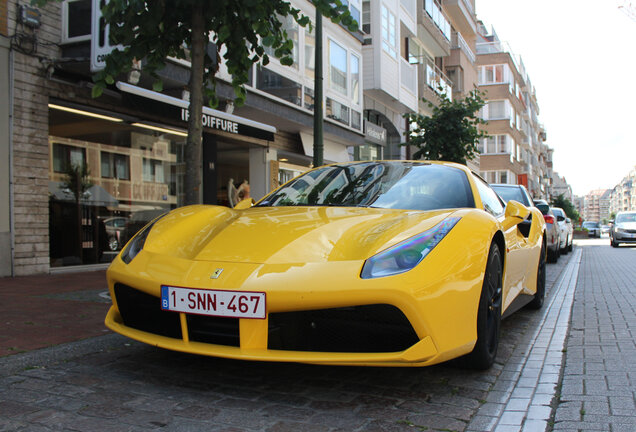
[552,172,573,202]
[583,189,611,223]
[609,166,636,214]
[474,23,553,199]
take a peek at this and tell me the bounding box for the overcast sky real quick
[475,0,636,196]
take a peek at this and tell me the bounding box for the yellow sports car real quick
[105,161,546,369]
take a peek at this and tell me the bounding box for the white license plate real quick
[161,286,266,319]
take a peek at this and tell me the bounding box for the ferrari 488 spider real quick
[105,161,546,369]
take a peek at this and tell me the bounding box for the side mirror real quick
[566,218,571,223]
[503,200,530,230]
[233,198,255,210]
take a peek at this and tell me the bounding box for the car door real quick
[473,177,527,311]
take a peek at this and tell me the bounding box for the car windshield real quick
[583,221,599,228]
[615,213,636,223]
[492,186,528,206]
[257,162,476,211]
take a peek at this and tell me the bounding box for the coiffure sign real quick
[180,109,239,134]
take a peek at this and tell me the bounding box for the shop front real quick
[47,88,276,269]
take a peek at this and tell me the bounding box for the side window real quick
[473,175,505,216]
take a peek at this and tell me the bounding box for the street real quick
[1,239,634,431]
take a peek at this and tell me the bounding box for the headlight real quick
[361,217,460,279]
[120,213,167,264]
[615,227,624,233]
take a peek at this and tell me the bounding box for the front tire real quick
[528,240,546,310]
[463,243,502,370]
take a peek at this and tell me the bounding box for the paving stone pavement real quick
[466,248,581,432]
[551,242,636,432]
[0,252,573,432]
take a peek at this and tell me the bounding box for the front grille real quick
[187,314,240,346]
[114,283,182,339]
[268,304,419,353]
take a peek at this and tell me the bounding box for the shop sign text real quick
[181,108,239,134]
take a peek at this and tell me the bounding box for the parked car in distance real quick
[550,207,573,253]
[490,184,533,207]
[582,221,601,238]
[533,199,560,262]
[601,225,610,234]
[610,211,636,247]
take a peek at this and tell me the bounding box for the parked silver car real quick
[582,221,601,238]
[550,207,573,254]
[610,211,636,247]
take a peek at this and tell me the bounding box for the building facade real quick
[582,189,611,223]
[609,166,636,215]
[474,22,554,200]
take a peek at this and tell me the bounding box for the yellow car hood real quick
[144,205,458,264]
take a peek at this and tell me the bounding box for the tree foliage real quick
[89,0,357,104]
[550,194,580,222]
[404,90,487,165]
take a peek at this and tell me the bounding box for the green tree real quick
[550,194,580,222]
[34,0,356,205]
[403,89,488,165]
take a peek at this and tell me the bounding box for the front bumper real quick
[105,249,483,367]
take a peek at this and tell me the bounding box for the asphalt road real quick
[0,252,574,432]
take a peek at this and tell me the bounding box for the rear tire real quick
[528,240,546,310]
[462,243,502,370]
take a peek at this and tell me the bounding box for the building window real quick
[344,0,362,25]
[326,98,350,126]
[362,1,371,34]
[62,0,91,43]
[486,100,506,119]
[143,158,164,183]
[351,111,362,130]
[304,25,315,80]
[350,54,360,105]
[329,40,348,95]
[478,64,506,85]
[256,67,302,106]
[53,143,86,172]
[481,135,511,154]
[381,5,397,58]
[101,152,130,180]
[265,14,298,68]
[304,87,315,111]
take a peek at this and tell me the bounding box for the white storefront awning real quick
[116,82,277,135]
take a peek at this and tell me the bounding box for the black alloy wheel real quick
[528,239,546,310]
[462,242,502,370]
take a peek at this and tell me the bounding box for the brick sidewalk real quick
[0,271,111,357]
[553,244,636,431]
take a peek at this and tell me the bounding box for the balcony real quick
[400,58,418,111]
[418,0,451,57]
[418,60,452,107]
[443,0,477,37]
[451,31,475,63]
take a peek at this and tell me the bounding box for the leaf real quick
[152,80,163,92]
[91,84,104,98]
